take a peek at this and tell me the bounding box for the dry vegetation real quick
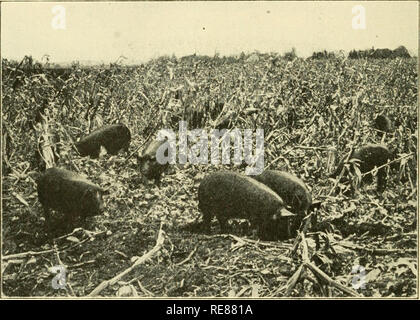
[1,53,417,297]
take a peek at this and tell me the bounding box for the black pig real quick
[253,170,312,236]
[374,115,392,133]
[330,144,392,192]
[37,168,105,229]
[253,170,312,214]
[198,171,294,240]
[137,138,170,185]
[76,124,131,158]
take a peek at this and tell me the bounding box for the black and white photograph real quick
[1,1,418,299]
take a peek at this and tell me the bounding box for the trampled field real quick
[1,54,417,297]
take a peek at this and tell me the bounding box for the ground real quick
[1,54,417,297]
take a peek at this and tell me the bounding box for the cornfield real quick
[1,53,417,297]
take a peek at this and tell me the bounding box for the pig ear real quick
[85,188,102,198]
[29,171,42,184]
[279,208,295,218]
[272,208,295,221]
[309,200,322,212]
[81,188,92,202]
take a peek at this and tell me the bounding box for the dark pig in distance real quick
[76,124,131,158]
[330,144,392,192]
[36,168,105,228]
[374,115,393,133]
[198,171,294,240]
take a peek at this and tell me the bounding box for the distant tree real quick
[283,47,297,61]
[311,50,336,59]
[348,50,358,59]
[349,45,411,59]
[372,48,393,59]
[170,54,178,64]
[393,45,411,58]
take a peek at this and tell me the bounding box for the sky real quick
[1,1,418,64]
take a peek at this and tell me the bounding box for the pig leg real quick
[200,211,212,233]
[218,216,229,234]
[42,206,52,233]
[377,168,387,192]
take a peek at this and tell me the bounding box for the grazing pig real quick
[36,168,105,229]
[330,144,392,192]
[374,115,392,133]
[198,171,294,240]
[253,171,312,214]
[137,138,170,185]
[76,124,131,158]
[253,170,312,236]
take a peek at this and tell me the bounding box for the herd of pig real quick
[36,114,395,239]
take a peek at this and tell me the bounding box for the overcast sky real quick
[1,1,418,64]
